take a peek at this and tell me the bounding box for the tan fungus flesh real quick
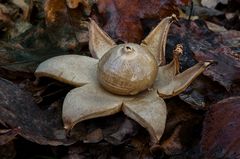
[35,55,98,87]
[123,91,167,143]
[153,44,182,90]
[157,61,212,99]
[153,44,212,98]
[62,83,126,130]
[89,19,116,59]
[141,14,178,66]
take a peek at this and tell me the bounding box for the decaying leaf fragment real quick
[66,0,93,15]
[95,0,185,42]
[200,97,240,158]
[11,0,32,20]
[201,0,228,8]
[0,77,75,145]
[169,19,240,92]
[0,128,20,145]
[44,0,89,49]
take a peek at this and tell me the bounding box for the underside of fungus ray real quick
[34,15,211,144]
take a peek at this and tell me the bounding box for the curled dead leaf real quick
[44,0,89,49]
[200,97,240,158]
[11,0,32,20]
[169,19,240,92]
[0,77,75,145]
[0,128,20,145]
[95,0,184,42]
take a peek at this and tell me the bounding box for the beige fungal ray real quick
[123,91,167,143]
[157,61,212,99]
[141,14,178,66]
[35,55,98,87]
[89,19,116,59]
[153,44,211,98]
[153,44,183,89]
[62,83,126,131]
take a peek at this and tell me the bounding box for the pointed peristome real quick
[123,91,167,143]
[89,19,116,59]
[141,14,178,66]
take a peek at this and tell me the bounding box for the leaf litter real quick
[0,0,239,158]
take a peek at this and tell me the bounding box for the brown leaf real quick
[157,125,184,155]
[200,97,240,158]
[66,0,93,15]
[0,77,75,145]
[0,42,69,74]
[0,141,16,159]
[0,128,20,145]
[44,0,88,49]
[104,118,140,145]
[95,0,187,43]
[179,75,229,109]
[0,4,13,31]
[11,0,32,20]
[169,19,240,92]
[201,0,228,8]
[150,99,204,156]
[83,128,103,143]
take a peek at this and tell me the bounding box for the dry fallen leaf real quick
[104,118,140,145]
[44,0,89,49]
[169,19,240,92]
[179,76,228,109]
[200,96,240,158]
[0,42,69,75]
[150,99,204,156]
[83,128,103,143]
[10,0,32,20]
[95,0,188,43]
[0,128,20,145]
[0,77,75,145]
[66,0,94,15]
[0,141,16,159]
[201,0,228,8]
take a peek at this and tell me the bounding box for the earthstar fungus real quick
[35,15,211,143]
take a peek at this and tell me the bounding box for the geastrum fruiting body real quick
[35,15,211,143]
